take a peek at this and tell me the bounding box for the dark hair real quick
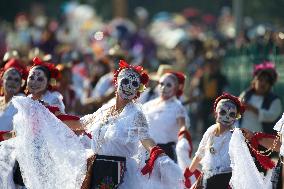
[32,65,51,82]
[255,70,276,85]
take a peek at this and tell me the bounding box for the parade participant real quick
[27,57,65,113]
[239,61,282,134]
[78,60,182,189]
[143,71,190,162]
[1,60,182,189]
[184,93,245,189]
[0,58,27,141]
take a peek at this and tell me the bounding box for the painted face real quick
[216,99,238,126]
[27,68,48,94]
[158,74,178,99]
[2,68,22,95]
[117,69,141,100]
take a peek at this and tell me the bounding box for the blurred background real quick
[0,0,284,139]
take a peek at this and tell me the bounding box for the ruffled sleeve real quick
[44,91,65,113]
[195,126,214,158]
[175,101,191,128]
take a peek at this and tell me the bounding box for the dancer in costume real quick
[0,58,27,141]
[78,60,183,189]
[184,93,245,189]
[143,71,191,162]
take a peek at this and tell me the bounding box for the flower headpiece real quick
[167,71,186,97]
[31,57,60,80]
[253,61,277,83]
[214,92,245,119]
[113,60,149,94]
[0,58,28,80]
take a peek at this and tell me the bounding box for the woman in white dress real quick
[0,58,27,141]
[184,93,245,189]
[143,71,190,162]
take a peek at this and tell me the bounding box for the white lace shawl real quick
[11,96,87,189]
[229,129,272,189]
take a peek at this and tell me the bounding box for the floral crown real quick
[214,92,245,119]
[113,60,149,93]
[32,57,60,80]
[253,61,277,83]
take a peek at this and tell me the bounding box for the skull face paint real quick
[158,73,178,100]
[216,99,238,126]
[2,68,22,95]
[117,69,141,100]
[27,68,48,94]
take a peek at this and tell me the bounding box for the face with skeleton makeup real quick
[2,68,22,95]
[158,73,178,100]
[27,67,48,95]
[216,99,238,126]
[117,69,141,100]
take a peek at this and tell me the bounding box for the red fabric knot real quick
[184,168,201,188]
[141,146,165,176]
[32,57,61,80]
[56,114,80,121]
[0,131,10,142]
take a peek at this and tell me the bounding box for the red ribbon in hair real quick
[113,60,149,85]
[168,71,186,97]
[32,57,60,80]
[0,131,10,142]
[141,146,165,176]
[0,59,28,80]
[214,92,245,115]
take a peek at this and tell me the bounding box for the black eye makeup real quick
[229,112,236,118]
[166,83,172,87]
[220,109,227,116]
[132,81,139,88]
[121,78,129,85]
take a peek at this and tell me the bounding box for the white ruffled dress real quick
[81,100,183,189]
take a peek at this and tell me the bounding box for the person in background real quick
[143,71,190,162]
[239,61,282,134]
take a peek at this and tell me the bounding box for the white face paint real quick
[158,74,178,100]
[117,69,141,100]
[27,68,48,94]
[3,68,21,95]
[216,99,238,126]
